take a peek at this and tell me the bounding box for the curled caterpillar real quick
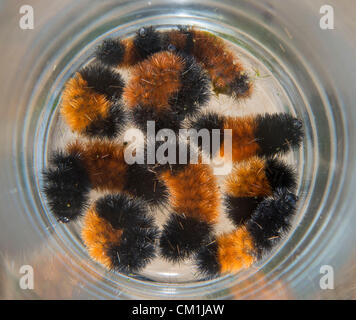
[196,188,298,278]
[223,156,296,226]
[82,194,159,273]
[95,25,252,99]
[60,62,128,138]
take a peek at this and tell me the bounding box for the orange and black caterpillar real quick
[188,111,304,161]
[43,140,168,223]
[196,188,298,278]
[158,163,220,262]
[192,155,297,278]
[82,194,159,273]
[123,51,211,132]
[95,25,251,99]
[223,156,296,226]
[60,62,128,138]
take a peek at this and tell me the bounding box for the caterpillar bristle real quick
[163,26,252,98]
[69,140,128,192]
[230,73,252,98]
[123,51,183,111]
[161,164,220,224]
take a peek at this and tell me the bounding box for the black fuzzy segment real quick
[170,55,211,117]
[85,101,128,139]
[160,213,213,262]
[225,196,264,226]
[265,158,297,192]
[107,226,159,274]
[133,26,163,62]
[161,25,194,54]
[255,113,304,157]
[230,73,250,97]
[125,163,169,207]
[195,239,220,279]
[246,188,298,258]
[95,194,151,230]
[42,151,91,223]
[160,32,172,52]
[132,105,183,133]
[187,112,224,157]
[79,62,125,100]
[95,38,125,66]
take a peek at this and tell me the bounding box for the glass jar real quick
[0,0,355,299]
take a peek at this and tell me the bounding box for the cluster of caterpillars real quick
[43,26,303,279]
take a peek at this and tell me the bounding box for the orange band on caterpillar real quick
[123,51,184,111]
[82,207,123,269]
[189,29,252,97]
[217,227,255,274]
[67,140,128,192]
[224,157,273,198]
[160,164,220,223]
[61,74,110,133]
